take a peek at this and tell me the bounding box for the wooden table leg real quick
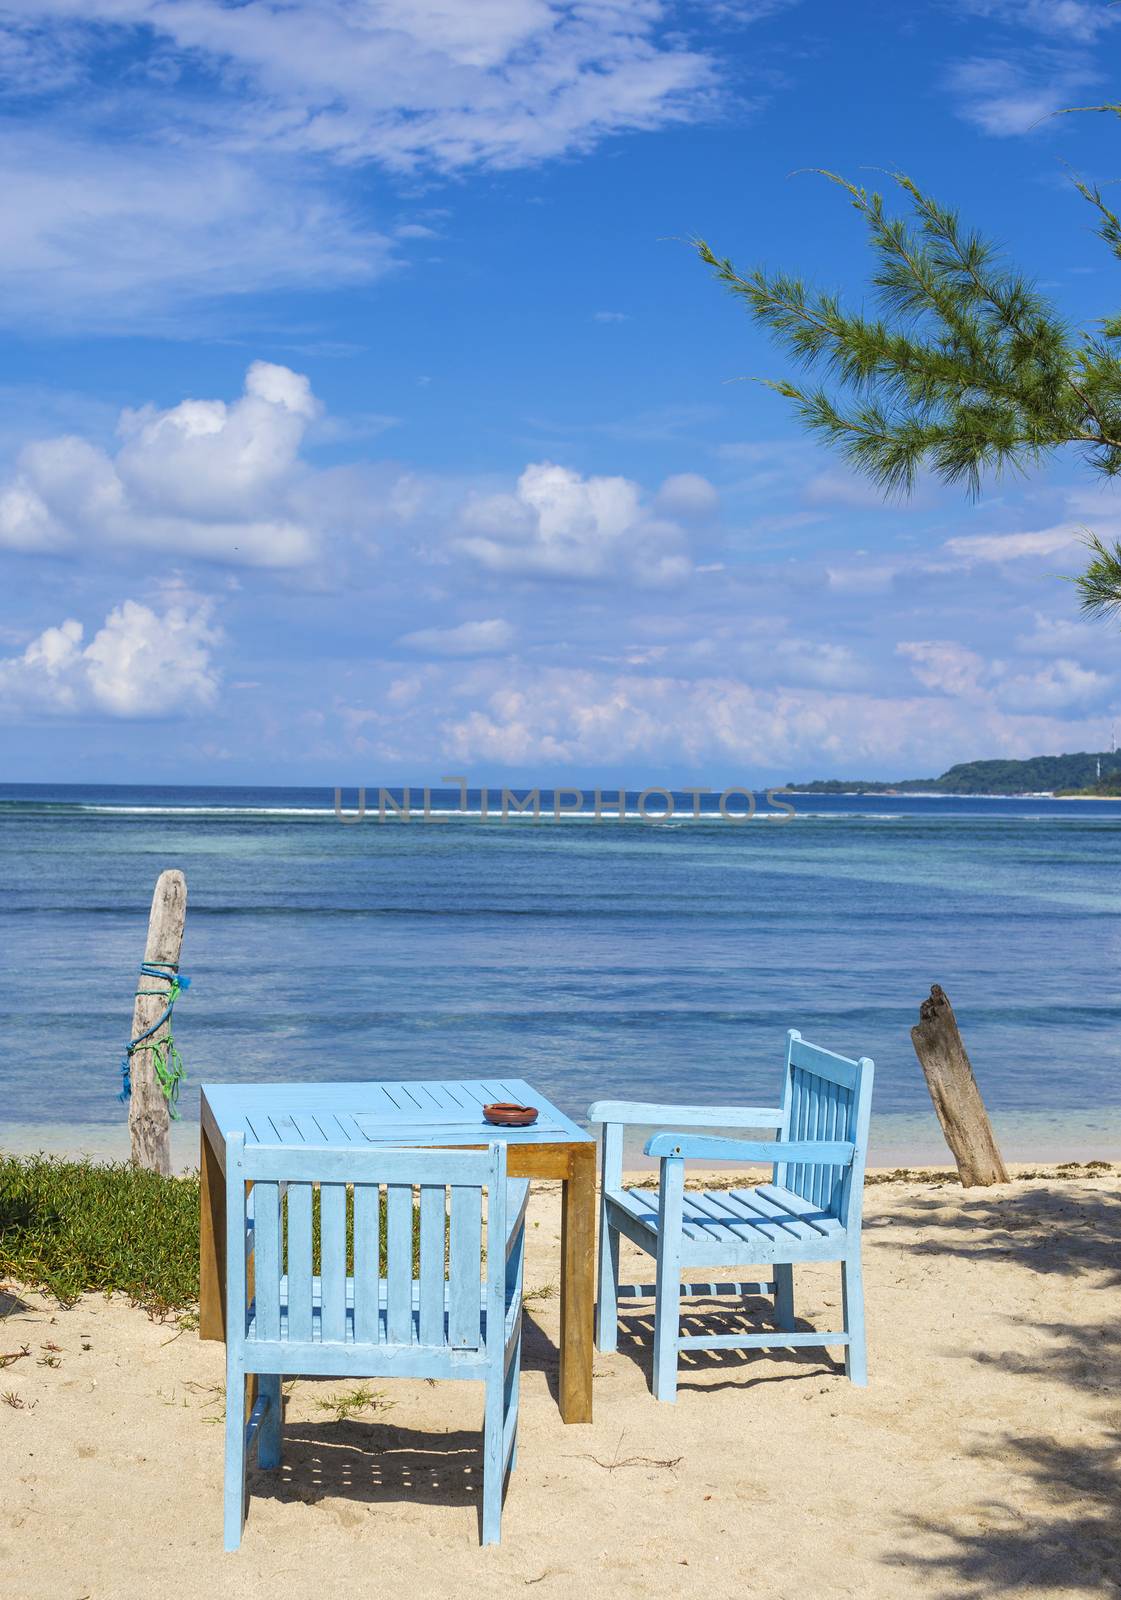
[558,1141,596,1424]
[199,1122,226,1342]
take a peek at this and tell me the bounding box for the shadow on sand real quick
[871,1183,1121,1596]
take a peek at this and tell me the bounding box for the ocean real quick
[3,783,1121,1167]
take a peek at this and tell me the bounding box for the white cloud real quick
[0,362,321,566]
[767,639,870,690]
[0,2,749,322]
[944,1,1116,138]
[898,640,987,696]
[943,524,1085,562]
[399,618,516,657]
[802,470,898,511]
[994,657,1111,712]
[897,633,1111,714]
[655,473,720,520]
[953,1,1118,43]
[426,661,1113,773]
[0,600,220,719]
[944,55,1094,136]
[456,462,695,587]
[0,132,396,328]
[30,0,718,173]
[1014,611,1103,656]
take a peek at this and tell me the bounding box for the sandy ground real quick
[2,1171,1119,1600]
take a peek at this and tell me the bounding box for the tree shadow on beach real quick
[865,1181,1121,1286]
[901,1430,1121,1597]
[879,1182,1121,1595]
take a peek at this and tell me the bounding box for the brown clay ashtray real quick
[483,1103,538,1127]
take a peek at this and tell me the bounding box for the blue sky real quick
[2,0,1121,785]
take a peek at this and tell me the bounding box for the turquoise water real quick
[3,784,1121,1164]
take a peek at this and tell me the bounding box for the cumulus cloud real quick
[898,637,1112,714]
[426,662,1112,773]
[1014,611,1104,656]
[0,362,320,566]
[456,462,698,587]
[0,600,220,719]
[398,618,516,657]
[994,657,1111,712]
[898,640,987,696]
[766,639,870,690]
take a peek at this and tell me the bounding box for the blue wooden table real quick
[199,1077,597,1423]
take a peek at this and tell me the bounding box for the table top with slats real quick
[200,1077,591,1151]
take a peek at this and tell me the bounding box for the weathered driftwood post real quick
[911,983,1009,1187]
[128,869,187,1175]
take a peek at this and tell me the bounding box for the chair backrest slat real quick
[253,1182,282,1340]
[778,1030,871,1222]
[285,1182,314,1341]
[385,1185,415,1344]
[227,1141,503,1363]
[448,1184,482,1349]
[352,1182,380,1343]
[319,1183,348,1343]
[418,1184,447,1346]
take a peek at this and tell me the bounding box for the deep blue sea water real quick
[3,783,1121,1163]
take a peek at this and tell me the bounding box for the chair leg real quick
[652,1235,680,1403]
[258,1375,283,1470]
[773,1263,794,1332]
[842,1254,867,1386]
[481,1369,505,1545]
[223,1367,248,1552]
[596,1213,620,1353]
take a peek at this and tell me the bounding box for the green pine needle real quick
[698,162,1121,617]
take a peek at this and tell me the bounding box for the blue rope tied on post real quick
[119,961,192,1115]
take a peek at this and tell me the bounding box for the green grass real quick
[315,1384,392,1422]
[0,1154,199,1314]
[0,1156,436,1316]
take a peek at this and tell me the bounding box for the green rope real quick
[119,962,191,1115]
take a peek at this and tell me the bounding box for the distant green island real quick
[789,751,1121,797]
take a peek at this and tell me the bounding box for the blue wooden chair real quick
[590,1029,873,1402]
[222,1137,528,1548]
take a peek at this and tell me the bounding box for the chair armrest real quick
[645,1133,856,1165]
[588,1100,784,1129]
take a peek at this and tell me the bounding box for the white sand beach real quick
[1,1168,1118,1600]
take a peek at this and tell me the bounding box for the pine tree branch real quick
[1073,532,1121,619]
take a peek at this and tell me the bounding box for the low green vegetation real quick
[0,1154,200,1313]
[315,1384,392,1422]
[1054,779,1121,798]
[0,1155,419,1314]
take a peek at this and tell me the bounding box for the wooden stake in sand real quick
[127,869,187,1176]
[911,983,1009,1187]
